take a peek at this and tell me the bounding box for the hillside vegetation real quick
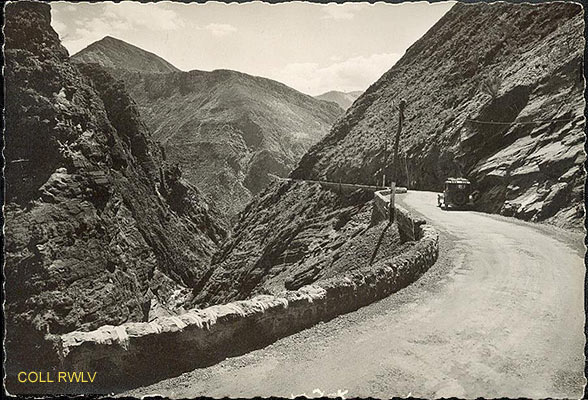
[4,1,584,348]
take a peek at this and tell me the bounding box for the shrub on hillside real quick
[480,75,502,99]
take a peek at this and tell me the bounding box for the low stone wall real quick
[372,190,424,241]
[291,178,387,194]
[45,200,438,392]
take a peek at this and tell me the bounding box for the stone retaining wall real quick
[45,201,439,392]
[372,190,424,240]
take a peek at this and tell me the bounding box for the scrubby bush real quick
[480,75,502,99]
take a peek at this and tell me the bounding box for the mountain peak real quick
[98,35,127,45]
[314,90,363,110]
[72,36,180,73]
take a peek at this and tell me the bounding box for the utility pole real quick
[404,153,411,190]
[389,99,406,223]
[381,126,388,188]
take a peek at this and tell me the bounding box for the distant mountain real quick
[315,90,363,110]
[72,40,343,220]
[71,36,179,73]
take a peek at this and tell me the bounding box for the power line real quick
[465,117,578,125]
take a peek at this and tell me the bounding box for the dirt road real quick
[126,191,585,399]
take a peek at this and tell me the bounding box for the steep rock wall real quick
[4,1,227,378]
[292,2,585,228]
[189,1,584,334]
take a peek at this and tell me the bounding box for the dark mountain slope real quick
[70,35,179,73]
[4,2,227,372]
[72,43,343,220]
[293,2,585,229]
[193,1,585,306]
[193,181,408,306]
[315,90,363,110]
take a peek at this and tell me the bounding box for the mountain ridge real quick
[293,2,584,228]
[72,38,343,220]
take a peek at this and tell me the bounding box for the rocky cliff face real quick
[293,2,585,229]
[72,41,343,220]
[4,2,227,370]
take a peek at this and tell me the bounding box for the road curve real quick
[126,191,586,399]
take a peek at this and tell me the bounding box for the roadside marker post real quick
[389,182,396,223]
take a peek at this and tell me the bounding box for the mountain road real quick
[125,190,585,399]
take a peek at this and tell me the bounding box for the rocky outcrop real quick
[4,1,227,379]
[190,2,585,310]
[72,41,343,221]
[293,2,585,229]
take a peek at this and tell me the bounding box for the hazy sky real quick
[51,1,455,95]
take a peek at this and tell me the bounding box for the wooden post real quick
[382,128,388,187]
[389,99,406,223]
[389,182,396,222]
[404,153,410,190]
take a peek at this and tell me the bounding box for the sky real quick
[51,1,455,96]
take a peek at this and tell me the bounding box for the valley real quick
[72,37,343,220]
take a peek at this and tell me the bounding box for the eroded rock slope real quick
[293,2,585,228]
[4,2,227,369]
[72,38,343,220]
[194,182,410,306]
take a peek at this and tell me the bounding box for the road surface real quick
[126,191,585,399]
